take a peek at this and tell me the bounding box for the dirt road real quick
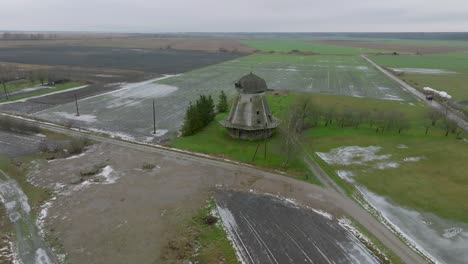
[1,113,427,263]
[363,55,468,132]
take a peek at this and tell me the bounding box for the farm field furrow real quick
[34,54,413,142]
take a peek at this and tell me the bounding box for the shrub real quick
[0,116,40,134]
[68,137,90,155]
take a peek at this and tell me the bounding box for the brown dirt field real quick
[0,37,255,53]
[318,39,468,53]
[27,143,343,264]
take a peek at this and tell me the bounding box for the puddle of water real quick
[0,169,56,264]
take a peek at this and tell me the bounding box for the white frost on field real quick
[360,188,468,264]
[374,161,400,170]
[216,204,252,264]
[392,68,457,75]
[316,146,391,165]
[336,170,355,183]
[54,112,97,123]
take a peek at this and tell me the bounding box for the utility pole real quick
[252,143,260,161]
[74,94,80,116]
[3,86,9,100]
[264,122,267,159]
[152,99,156,134]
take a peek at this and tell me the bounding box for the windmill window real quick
[256,110,260,115]
[257,120,261,124]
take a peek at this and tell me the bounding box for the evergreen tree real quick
[181,94,215,137]
[217,90,228,113]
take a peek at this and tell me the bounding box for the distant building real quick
[220,73,281,140]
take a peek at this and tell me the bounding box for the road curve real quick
[363,55,468,132]
[1,113,427,264]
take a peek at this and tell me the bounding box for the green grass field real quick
[0,81,82,103]
[242,39,386,54]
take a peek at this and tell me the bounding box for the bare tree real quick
[0,65,14,100]
[427,109,443,126]
[443,118,459,137]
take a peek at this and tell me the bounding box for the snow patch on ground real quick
[88,128,136,141]
[383,94,404,101]
[0,177,31,222]
[216,204,251,264]
[98,165,118,184]
[374,161,400,170]
[403,157,424,162]
[35,248,53,264]
[338,217,388,263]
[54,112,97,123]
[317,146,391,165]
[392,68,457,75]
[336,170,355,183]
[36,200,54,238]
[397,144,408,149]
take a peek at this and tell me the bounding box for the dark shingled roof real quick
[235,72,268,94]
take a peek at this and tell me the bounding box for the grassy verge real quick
[0,81,82,103]
[170,112,321,185]
[349,218,404,264]
[161,199,238,263]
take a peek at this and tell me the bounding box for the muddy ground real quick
[0,46,245,74]
[318,39,468,53]
[25,142,359,264]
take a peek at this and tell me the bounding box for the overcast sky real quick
[2,0,468,32]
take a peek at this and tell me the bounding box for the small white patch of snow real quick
[392,68,457,75]
[317,146,391,166]
[396,144,408,149]
[374,161,400,170]
[54,112,97,123]
[35,133,46,138]
[98,165,119,184]
[34,248,53,264]
[403,157,424,162]
[312,209,333,220]
[336,170,355,183]
[216,204,252,264]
